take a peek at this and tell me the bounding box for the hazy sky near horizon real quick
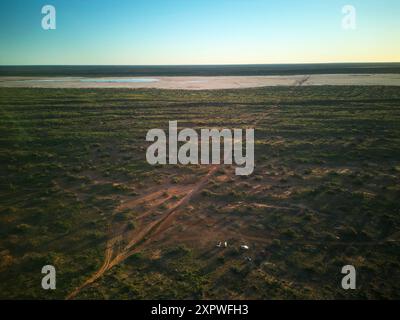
[0,0,399,65]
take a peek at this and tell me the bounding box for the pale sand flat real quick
[1,74,400,90]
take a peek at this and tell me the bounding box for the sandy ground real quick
[1,74,400,90]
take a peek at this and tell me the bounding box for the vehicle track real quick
[66,165,219,299]
[66,229,119,299]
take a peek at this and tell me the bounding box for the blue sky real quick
[0,0,399,65]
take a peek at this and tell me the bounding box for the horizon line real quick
[1,62,400,67]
